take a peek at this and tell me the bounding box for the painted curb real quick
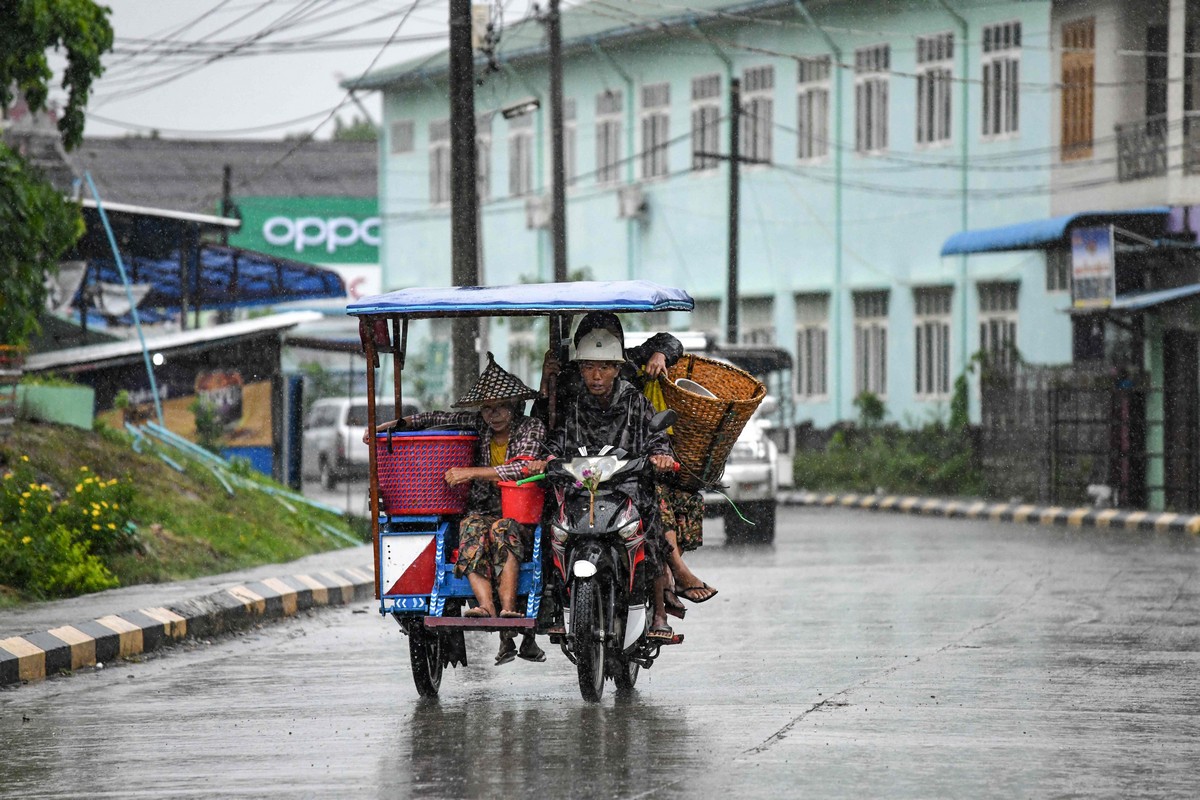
[786,491,1200,535]
[0,566,375,689]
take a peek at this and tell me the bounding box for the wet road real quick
[3,507,1199,798]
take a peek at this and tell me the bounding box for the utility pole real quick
[548,0,567,284]
[727,77,741,346]
[449,0,480,399]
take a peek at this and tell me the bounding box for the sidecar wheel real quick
[408,628,443,697]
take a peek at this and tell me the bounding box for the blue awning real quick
[85,244,346,321]
[940,208,1171,256]
[347,280,694,317]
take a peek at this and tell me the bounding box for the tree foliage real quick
[1,0,114,149]
[0,0,112,346]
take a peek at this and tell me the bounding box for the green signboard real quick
[227,196,379,264]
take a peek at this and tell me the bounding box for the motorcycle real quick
[544,410,680,702]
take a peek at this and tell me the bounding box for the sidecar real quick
[346,280,694,697]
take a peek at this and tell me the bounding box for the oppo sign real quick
[262,216,381,255]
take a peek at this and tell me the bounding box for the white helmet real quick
[575,328,624,363]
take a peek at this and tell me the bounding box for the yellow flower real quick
[101,501,109,508]
[20,455,29,462]
[91,502,100,510]
[92,509,100,517]
[80,466,89,472]
[91,524,100,530]
[21,492,30,498]
[107,523,116,530]
[75,485,83,493]
[112,504,119,510]
[2,472,11,480]
[46,504,52,513]
[21,536,31,545]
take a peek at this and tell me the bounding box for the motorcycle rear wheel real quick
[571,578,606,702]
[614,656,640,693]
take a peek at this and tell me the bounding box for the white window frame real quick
[596,90,623,186]
[795,293,829,400]
[979,282,1020,371]
[854,291,889,397]
[797,57,830,162]
[1046,249,1071,292]
[739,296,775,345]
[563,98,577,187]
[913,287,952,399]
[855,44,890,154]
[390,120,414,154]
[508,113,534,198]
[429,118,451,205]
[916,32,954,147]
[692,74,721,172]
[476,127,492,202]
[982,21,1021,139]
[641,83,671,180]
[742,65,774,165]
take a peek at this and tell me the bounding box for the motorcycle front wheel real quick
[571,578,606,702]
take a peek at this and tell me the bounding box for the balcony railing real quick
[1115,115,1167,181]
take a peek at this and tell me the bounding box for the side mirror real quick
[650,409,677,433]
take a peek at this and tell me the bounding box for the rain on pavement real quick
[2,505,1198,798]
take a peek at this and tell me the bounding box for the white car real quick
[702,398,780,543]
[302,397,417,489]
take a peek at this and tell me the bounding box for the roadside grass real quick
[0,421,363,607]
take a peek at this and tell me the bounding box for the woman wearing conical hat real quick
[373,353,547,665]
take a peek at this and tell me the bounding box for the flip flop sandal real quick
[518,636,547,662]
[495,638,517,665]
[676,583,718,604]
[647,626,674,641]
[499,610,523,618]
[464,606,493,618]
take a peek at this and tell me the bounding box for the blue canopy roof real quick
[85,244,346,322]
[347,280,694,317]
[940,208,1170,256]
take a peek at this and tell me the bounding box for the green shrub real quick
[0,461,139,599]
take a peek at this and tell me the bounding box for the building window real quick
[508,113,534,197]
[1061,17,1095,160]
[797,56,830,161]
[596,90,623,185]
[692,74,721,171]
[916,33,953,146]
[563,98,577,186]
[476,123,491,202]
[982,21,1021,138]
[979,282,1019,371]
[390,120,414,154]
[1046,249,1070,292]
[795,293,828,399]
[429,118,450,205]
[691,297,722,335]
[855,44,890,154]
[742,65,774,164]
[914,287,952,399]
[641,83,670,180]
[739,296,775,345]
[854,291,888,396]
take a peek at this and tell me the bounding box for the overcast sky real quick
[78,0,537,141]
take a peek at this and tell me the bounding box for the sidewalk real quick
[781,490,1200,534]
[0,544,375,688]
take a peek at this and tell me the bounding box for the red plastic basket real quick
[375,431,478,515]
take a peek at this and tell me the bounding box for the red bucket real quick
[499,480,545,525]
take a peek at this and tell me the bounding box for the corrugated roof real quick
[73,138,378,214]
[344,0,796,91]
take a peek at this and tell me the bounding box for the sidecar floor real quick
[424,616,536,632]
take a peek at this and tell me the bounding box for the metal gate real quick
[979,365,1147,508]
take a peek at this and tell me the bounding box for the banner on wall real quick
[1070,226,1116,309]
[227,197,380,265]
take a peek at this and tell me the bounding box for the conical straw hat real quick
[453,352,538,408]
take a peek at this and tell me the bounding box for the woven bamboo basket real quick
[660,354,766,491]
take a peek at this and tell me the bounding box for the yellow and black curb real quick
[791,491,1200,534]
[0,566,375,688]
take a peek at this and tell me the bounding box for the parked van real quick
[302,397,417,489]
